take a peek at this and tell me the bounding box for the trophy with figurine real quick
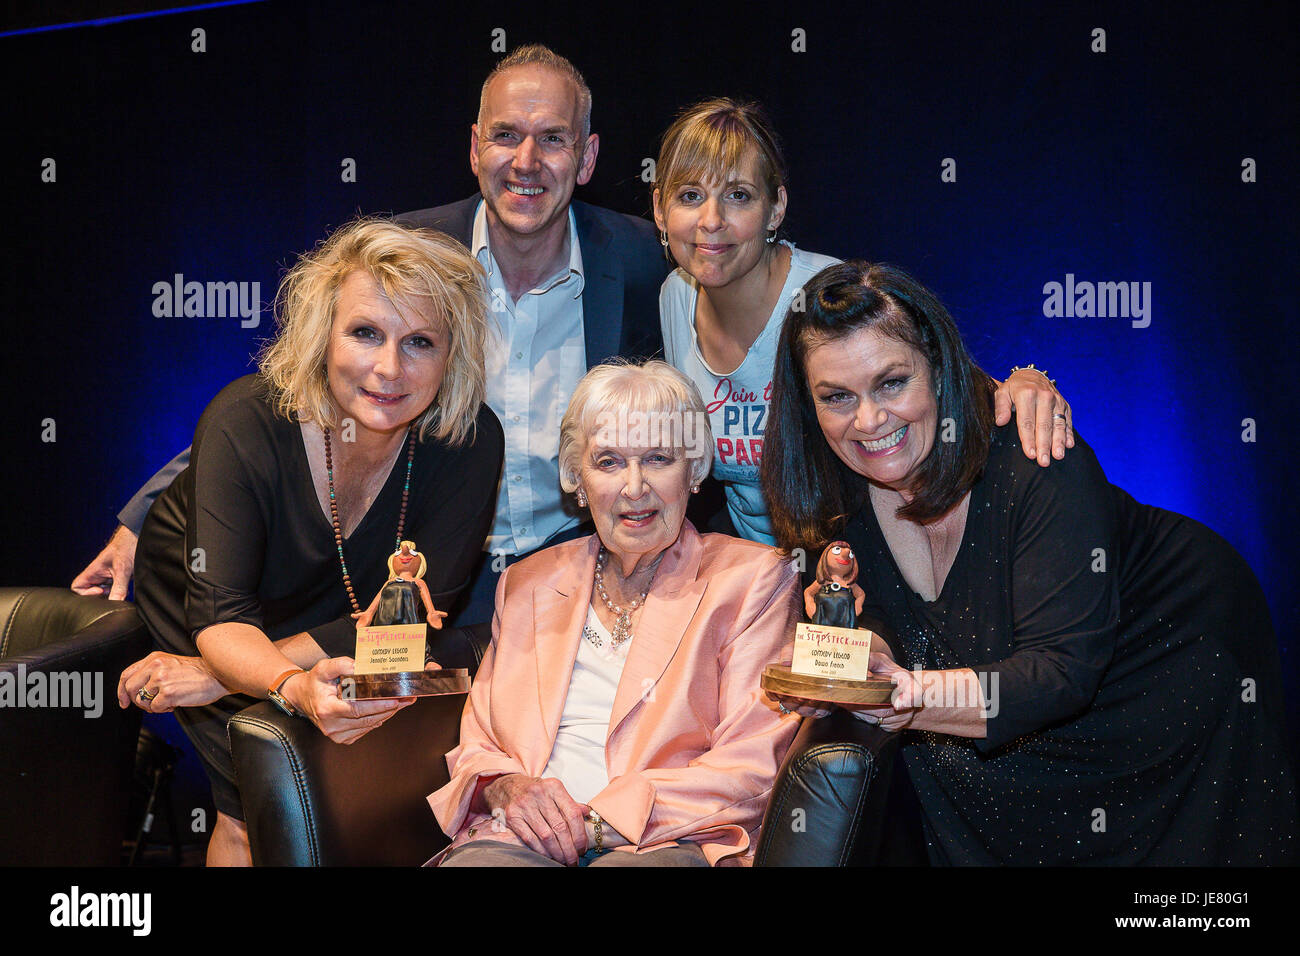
[761,542,894,705]
[348,541,471,699]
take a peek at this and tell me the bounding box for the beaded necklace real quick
[324,425,416,613]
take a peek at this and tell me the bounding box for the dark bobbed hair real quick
[761,261,996,553]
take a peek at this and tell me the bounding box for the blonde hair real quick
[258,217,488,446]
[558,359,713,492]
[386,541,428,580]
[654,97,787,213]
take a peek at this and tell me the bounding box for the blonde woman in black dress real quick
[120,219,503,865]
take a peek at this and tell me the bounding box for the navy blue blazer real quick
[397,194,666,368]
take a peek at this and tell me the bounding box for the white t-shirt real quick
[660,243,841,543]
[540,606,631,805]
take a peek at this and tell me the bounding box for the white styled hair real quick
[558,359,714,492]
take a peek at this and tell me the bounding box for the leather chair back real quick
[0,587,150,865]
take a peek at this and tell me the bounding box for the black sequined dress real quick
[840,424,1297,864]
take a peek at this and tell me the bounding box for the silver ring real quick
[1052,413,1068,423]
[776,701,792,715]
[137,687,156,702]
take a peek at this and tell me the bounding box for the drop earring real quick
[660,229,675,263]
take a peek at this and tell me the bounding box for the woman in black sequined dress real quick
[762,260,1298,864]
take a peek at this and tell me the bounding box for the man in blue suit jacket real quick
[397,195,663,371]
[73,45,666,625]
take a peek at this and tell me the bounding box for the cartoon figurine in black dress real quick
[354,540,448,630]
[803,541,866,628]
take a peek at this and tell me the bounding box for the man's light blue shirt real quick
[472,201,588,556]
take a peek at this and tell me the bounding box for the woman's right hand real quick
[118,651,228,712]
[282,657,413,745]
[481,774,589,865]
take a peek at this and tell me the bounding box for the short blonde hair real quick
[654,98,787,211]
[387,541,428,580]
[259,217,488,446]
[558,359,713,492]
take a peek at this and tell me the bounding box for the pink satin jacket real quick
[428,522,801,865]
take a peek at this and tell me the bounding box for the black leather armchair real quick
[755,709,928,865]
[0,587,151,865]
[230,621,922,866]
[229,623,488,866]
[755,611,931,867]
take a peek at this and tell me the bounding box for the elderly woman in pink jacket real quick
[429,360,801,866]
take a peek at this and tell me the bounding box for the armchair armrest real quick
[228,622,490,866]
[753,709,905,867]
[230,693,464,866]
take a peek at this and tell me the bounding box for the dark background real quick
[3,0,1297,754]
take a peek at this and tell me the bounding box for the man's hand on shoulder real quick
[71,525,139,600]
[993,367,1074,466]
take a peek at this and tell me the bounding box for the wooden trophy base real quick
[761,663,894,705]
[349,668,471,699]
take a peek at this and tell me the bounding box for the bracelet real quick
[269,668,305,694]
[1008,364,1056,388]
[588,809,604,854]
[267,668,306,718]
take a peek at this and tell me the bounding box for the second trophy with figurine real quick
[761,542,894,705]
[348,541,471,699]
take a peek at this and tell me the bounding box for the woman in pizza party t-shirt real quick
[652,98,1070,543]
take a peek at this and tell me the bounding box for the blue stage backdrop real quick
[4,0,1297,752]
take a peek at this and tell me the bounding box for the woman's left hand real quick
[847,652,923,732]
[117,651,228,713]
[993,368,1074,466]
[287,658,413,745]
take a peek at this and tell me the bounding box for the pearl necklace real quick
[591,547,659,648]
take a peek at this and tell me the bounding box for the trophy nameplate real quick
[792,621,874,680]
[349,623,471,699]
[760,622,892,704]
